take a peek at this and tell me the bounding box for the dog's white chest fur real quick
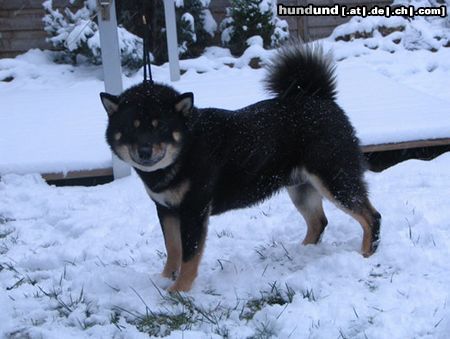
[144,180,190,207]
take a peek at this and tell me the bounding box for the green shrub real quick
[220,0,289,55]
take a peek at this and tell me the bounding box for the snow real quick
[335,62,450,145]
[246,35,264,47]
[201,9,217,37]
[330,0,450,52]
[1,43,450,175]
[2,9,450,336]
[220,17,234,44]
[1,152,450,337]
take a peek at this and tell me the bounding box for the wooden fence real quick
[0,0,52,58]
[0,0,392,58]
[275,0,393,40]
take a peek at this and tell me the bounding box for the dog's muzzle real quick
[131,143,167,167]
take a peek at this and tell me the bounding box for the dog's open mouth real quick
[130,144,167,167]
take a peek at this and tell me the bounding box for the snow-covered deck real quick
[1,59,449,178]
[336,64,450,149]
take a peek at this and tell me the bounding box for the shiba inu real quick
[100,43,381,292]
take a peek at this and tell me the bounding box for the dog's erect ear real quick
[175,92,194,116]
[100,92,119,117]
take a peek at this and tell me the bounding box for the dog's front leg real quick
[167,203,210,292]
[156,205,182,280]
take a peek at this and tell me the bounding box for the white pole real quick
[97,0,131,179]
[163,0,181,82]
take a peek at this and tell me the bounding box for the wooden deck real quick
[361,137,450,153]
[42,167,113,181]
[41,137,450,182]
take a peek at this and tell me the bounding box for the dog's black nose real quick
[137,146,152,160]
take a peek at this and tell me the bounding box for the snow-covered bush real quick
[176,0,218,58]
[331,0,450,53]
[117,0,217,64]
[43,0,143,70]
[220,0,289,56]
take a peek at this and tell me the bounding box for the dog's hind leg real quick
[304,170,381,257]
[287,182,328,245]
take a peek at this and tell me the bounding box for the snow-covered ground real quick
[2,10,450,337]
[1,151,450,338]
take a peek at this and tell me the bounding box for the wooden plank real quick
[42,168,114,181]
[0,0,43,10]
[0,51,19,58]
[307,16,350,28]
[209,0,230,10]
[0,38,50,52]
[38,138,450,181]
[0,8,45,16]
[0,30,47,39]
[0,16,44,31]
[362,138,450,153]
[308,25,336,39]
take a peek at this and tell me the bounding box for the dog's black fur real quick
[100,43,381,291]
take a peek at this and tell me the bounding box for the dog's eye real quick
[156,120,170,132]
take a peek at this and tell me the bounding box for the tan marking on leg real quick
[302,170,375,257]
[287,185,327,245]
[302,213,327,245]
[350,212,373,257]
[161,215,182,279]
[168,216,209,292]
[167,249,204,292]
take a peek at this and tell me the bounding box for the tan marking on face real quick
[152,119,158,128]
[152,143,165,158]
[172,131,181,142]
[161,215,182,279]
[134,120,141,128]
[114,132,122,141]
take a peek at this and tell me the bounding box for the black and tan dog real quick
[100,43,381,292]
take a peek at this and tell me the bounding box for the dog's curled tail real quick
[264,43,337,101]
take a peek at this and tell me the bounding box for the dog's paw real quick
[362,239,380,257]
[161,268,178,281]
[150,273,173,290]
[167,280,193,293]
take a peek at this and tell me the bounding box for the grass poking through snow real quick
[122,281,300,337]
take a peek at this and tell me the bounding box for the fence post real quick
[97,0,131,179]
[163,0,181,82]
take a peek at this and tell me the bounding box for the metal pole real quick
[97,0,131,179]
[163,0,181,82]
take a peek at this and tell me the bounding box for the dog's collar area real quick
[137,161,182,193]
